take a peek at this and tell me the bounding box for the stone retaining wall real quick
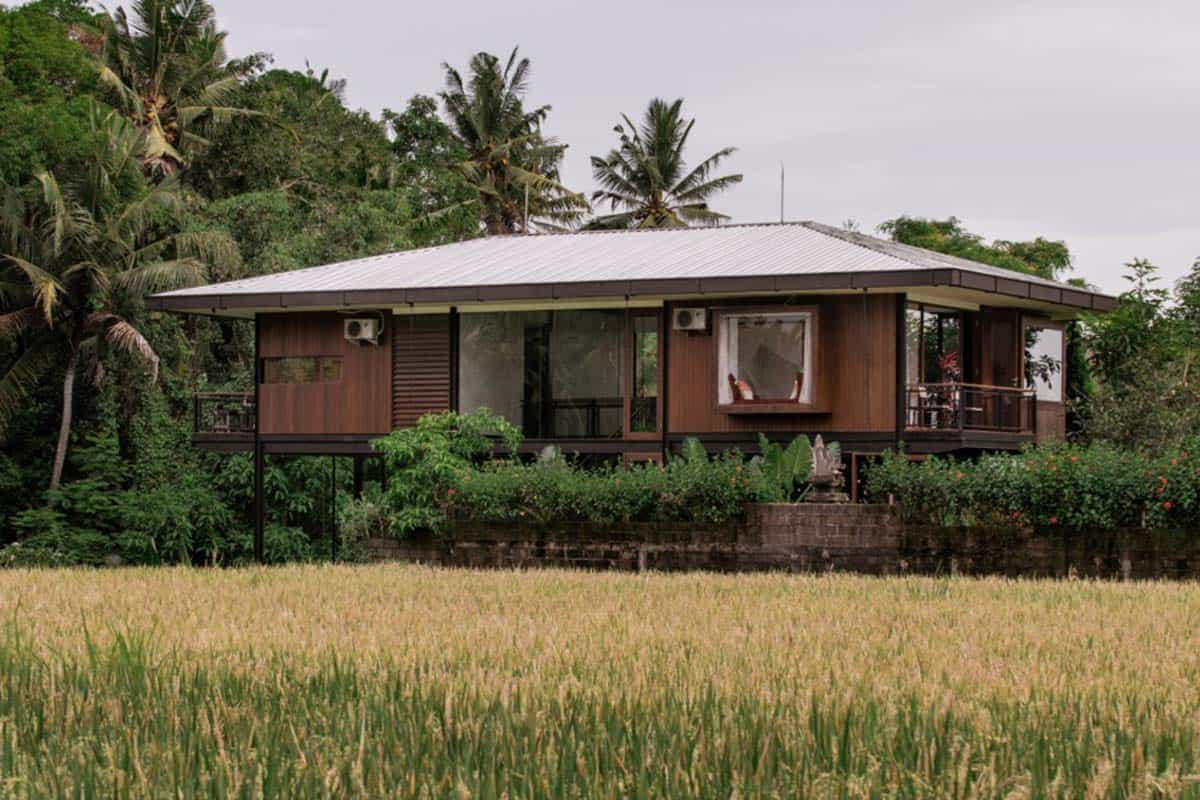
[365,503,1200,579]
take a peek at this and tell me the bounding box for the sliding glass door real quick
[457,308,662,440]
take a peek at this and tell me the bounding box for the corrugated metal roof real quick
[152,221,1108,303]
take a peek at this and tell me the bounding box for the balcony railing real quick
[520,397,623,439]
[194,392,256,435]
[905,382,1036,434]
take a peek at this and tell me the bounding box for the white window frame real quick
[717,309,815,406]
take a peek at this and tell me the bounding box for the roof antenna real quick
[524,183,530,234]
[779,162,785,223]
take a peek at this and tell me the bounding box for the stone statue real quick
[807,435,849,503]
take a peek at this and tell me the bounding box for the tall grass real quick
[0,566,1198,797]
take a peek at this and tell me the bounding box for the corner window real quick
[1024,324,1063,402]
[261,356,343,385]
[717,310,813,405]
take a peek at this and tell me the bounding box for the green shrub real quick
[369,409,522,536]
[866,439,1200,529]
[450,439,771,526]
[754,434,821,502]
[336,484,393,545]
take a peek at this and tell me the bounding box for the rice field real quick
[1,567,1199,798]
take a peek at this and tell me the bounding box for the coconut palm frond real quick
[671,147,739,197]
[177,103,264,128]
[35,173,76,256]
[61,260,109,293]
[0,339,58,435]
[112,257,206,295]
[93,0,268,176]
[0,306,43,339]
[102,317,159,381]
[674,203,730,226]
[672,173,743,205]
[3,254,64,325]
[587,99,741,230]
[170,229,242,275]
[412,199,482,231]
[95,63,140,114]
[439,48,584,234]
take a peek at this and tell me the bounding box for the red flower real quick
[1164,501,1174,511]
[1069,455,1078,464]
[1049,516,1059,525]
[446,488,456,498]
[1171,458,1179,466]
[1157,487,1165,495]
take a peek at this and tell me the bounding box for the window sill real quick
[717,402,828,415]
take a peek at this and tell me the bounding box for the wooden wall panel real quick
[1036,402,1066,442]
[258,311,391,435]
[392,314,451,428]
[666,295,897,434]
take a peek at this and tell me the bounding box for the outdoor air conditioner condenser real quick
[343,317,382,345]
[672,307,708,332]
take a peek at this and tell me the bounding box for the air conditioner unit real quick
[344,317,381,345]
[672,307,708,332]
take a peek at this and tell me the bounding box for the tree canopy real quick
[590,98,742,229]
[437,48,587,234]
[878,216,1072,280]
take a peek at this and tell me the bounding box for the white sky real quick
[209,0,1200,295]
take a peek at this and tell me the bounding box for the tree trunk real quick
[49,347,79,491]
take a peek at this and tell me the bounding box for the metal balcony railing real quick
[194,392,256,434]
[905,382,1036,434]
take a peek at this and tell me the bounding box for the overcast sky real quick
[211,0,1198,295]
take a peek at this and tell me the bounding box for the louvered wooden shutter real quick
[392,314,451,428]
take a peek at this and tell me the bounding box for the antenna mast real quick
[779,162,785,223]
[524,183,530,234]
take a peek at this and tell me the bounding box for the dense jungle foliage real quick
[1,1,1197,563]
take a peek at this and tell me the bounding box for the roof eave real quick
[148,267,1116,315]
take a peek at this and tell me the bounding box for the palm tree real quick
[438,48,587,234]
[94,0,265,176]
[0,105,239,489]
[590,98,742,228]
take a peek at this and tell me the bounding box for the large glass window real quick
[718,311,812,405]
[458,310,625,438]
[906,303,963,384]
[1024,324,1064,402]
[630,314,659,433]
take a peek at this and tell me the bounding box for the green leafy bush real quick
[367,409,522,536]
[866,439,1200,529]
[336,484,393,554]
[449,438,771,526]
[754,434,821,502]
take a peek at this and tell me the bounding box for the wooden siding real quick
[1036,401,1066,442]
[666,295,897,434]
[258,312,391,435]
[392,314,451,428]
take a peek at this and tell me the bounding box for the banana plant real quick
[754,433,839,502]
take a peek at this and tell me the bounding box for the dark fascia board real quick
[149,267,1112,314]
